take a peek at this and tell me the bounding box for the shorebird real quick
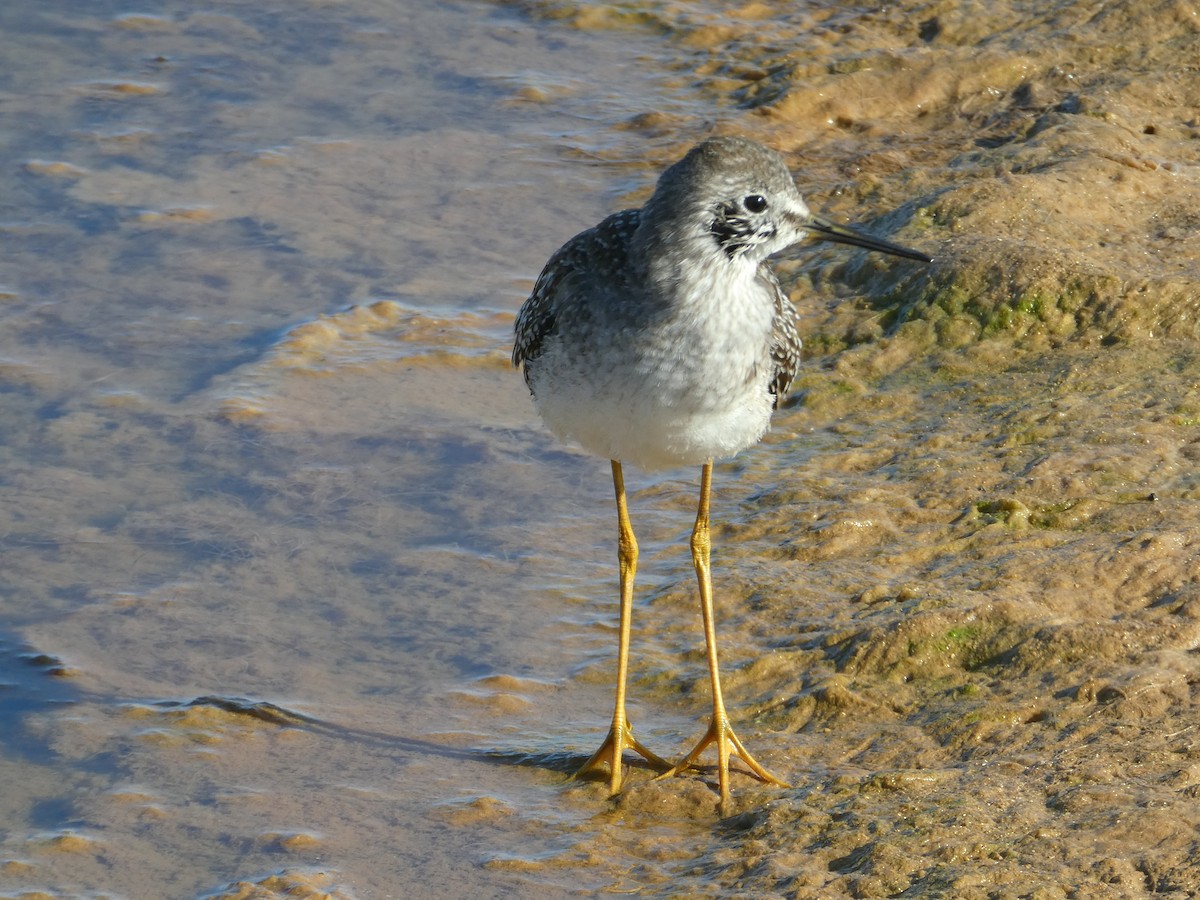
[513,136,930,809]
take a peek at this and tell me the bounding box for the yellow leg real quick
[575,460,672,793]
[661,460,789,809]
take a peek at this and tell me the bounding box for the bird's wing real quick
[512,257,562,373]
[765,270,802,407]
[512,210,640,382]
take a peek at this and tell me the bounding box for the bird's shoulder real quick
[512,209,641,369]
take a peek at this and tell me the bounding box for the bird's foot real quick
[659,715,789,811]
[574,718,672,795]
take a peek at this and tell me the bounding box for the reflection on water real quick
[3,0,1200,896]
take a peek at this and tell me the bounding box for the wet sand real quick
[2,0,1200,897]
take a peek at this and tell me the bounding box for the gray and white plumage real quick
[513,137,807,471]
[513,136,929,471]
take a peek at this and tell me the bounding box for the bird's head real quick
[645,136,932,266]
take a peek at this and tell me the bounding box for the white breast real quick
[530,255,778,471]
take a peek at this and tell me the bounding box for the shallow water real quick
[0,1,716,896]
[3,0,1200,897]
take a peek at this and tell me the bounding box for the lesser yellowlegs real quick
[513,136,931,809]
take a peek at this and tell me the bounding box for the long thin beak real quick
[806,214,932,263]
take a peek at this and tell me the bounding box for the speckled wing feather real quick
[764,267,802,408]
[512,260,561,383]
[513,209,641,389]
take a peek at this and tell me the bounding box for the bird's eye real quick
[743,194,768,213]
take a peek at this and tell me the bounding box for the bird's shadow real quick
[159,695,666,780]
